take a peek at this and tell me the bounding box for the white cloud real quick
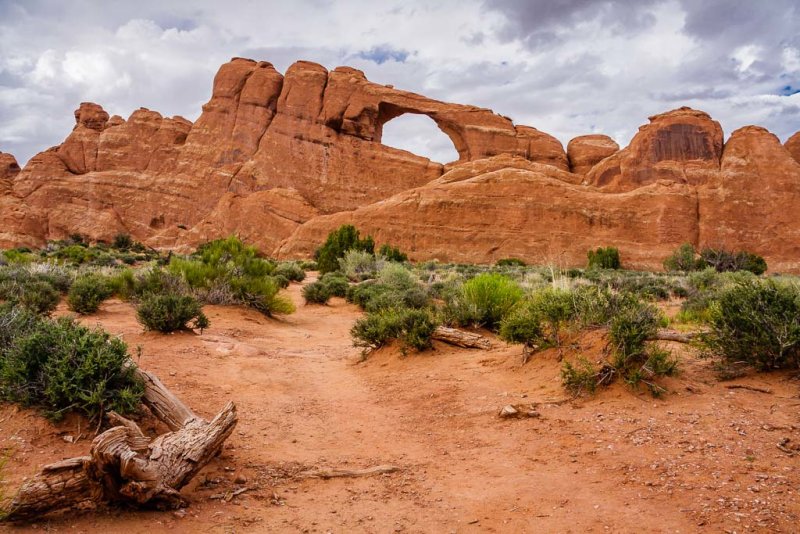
[0,0,798,165]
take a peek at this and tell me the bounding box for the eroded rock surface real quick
[2,59,799,271]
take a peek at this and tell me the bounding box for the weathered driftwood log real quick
[651,329,700,344]
[432,326,492,349]
[3,365,237,522]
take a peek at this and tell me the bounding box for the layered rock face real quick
[2,58,800,271]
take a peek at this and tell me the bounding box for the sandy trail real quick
[1,277,799,532]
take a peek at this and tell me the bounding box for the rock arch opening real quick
[376,107,461,164]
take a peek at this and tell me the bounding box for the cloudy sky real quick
[1,0,798,165]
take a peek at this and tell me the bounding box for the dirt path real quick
[2,277,799,532]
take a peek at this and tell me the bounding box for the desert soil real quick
[1,276,799,533]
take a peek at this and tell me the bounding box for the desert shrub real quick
[1,249,34,264]
[347,282,386,309]
[0,310,143,421]
[106,268,136,300]
[378,244,408,262]
[273,262,306,282]
[136,293,209,333]
[561,357,600,396]
[338,249,378,281]
[496,258,527,267]
[228,276,295,317]
[132,268,188,300]
[663,243,705,272]
[303,281,332,305]
[700,248,767,275]
[67,274,114,314]
[377,262,416,289]
[498,302,546,350]
[54,244,99,265]
[320,272,349,297]
[299,260,318,271]
[608,301,677,395]
[194,236,275,278]
[700,279,800,370]
[112,233,133,250]
[606,272,675,301]
[273,274,290,289]
[168,257,222,288]
[351,307,438,355]
[587,247,621,270]
[315,225,375,274]
[530,287,574,345]
[449,273,523,330]
[0,271,61,315]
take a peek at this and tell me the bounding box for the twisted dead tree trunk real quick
[3,365,238,522]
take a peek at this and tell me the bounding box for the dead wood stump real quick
[3,365,238,522]
[432,326,491,349]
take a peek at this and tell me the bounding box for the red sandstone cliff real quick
[2,58,799,271]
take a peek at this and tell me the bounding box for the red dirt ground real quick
[1,277,799,533]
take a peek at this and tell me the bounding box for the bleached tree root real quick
[298,465,401,479]
[3,365,238,522]
[432,326,491,349]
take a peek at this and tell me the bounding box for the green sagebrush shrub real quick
[496,258,527,267]
[0,266,63,315]
[136,293,209,333]
[378,244,408,263]
[499,287,574,350]
[447,273,523,330]
[350,307,438,355]
[587,247,621,270]
[302,281,332,304]
[608,300,677,395]
[700,279,800,370]
[273,262,306,282]
[0,306,143,421]
[700,248,767,275]
[663,243,706,272]
[67,274,114,314]
[315,225,375,274]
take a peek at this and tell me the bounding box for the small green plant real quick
[0,309,143,421]
[67,274,114,314]
[350,307,438,356]
[663,243,705,272]
[303,281,332,304]
[561,357,600,396]
[530,287,574,346]
[700,279,800,370]
[273,262,306,282]
[15,279,61,315]
[338,249,378,281]
[587,247,621,270]
[112,233,134,250]
[378,244,408,262]
[700,248,767,275]
[320,272,349,297]
[136,293,209,333]
[228,276,295,317]
[496,258,527,267]
[498,302,546,362]
[315,225,375,274]
[452,273,523,330]
[608,301,677,395]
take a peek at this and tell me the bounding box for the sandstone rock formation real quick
[2,58,800,272]
[786,131,800,165]
[586,107,723,191]
[567,135,619,175]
